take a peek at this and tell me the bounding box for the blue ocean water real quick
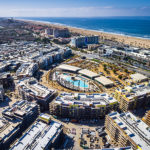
[18,17,150,39]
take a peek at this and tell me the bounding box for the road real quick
[72,50,150,77]
[51,42,150,77]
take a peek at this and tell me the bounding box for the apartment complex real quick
[105,112,150,150]
[45,27,70,38]
[11,114,63,150]
[26,47,72,69]
[45,28,53,35]
[2,100,39,129]
[0,61,20,73]
[0,117,22,149]
[53,28,70,38]
[50,93,118,119]
[115,83,150,111]
[0,100,39,149]
[111,47,150,64]
[16,63,38,79]
[0,85,4,101]
[70,35,99,48]
[0,41,72,71]
[17,78,56,111]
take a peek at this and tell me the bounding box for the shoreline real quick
[18,18,150,49]
[22,19,150,40]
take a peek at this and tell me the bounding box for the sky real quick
[0,0,150,17]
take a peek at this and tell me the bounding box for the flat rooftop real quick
[2,100,37,119]
[95,76,114,86]
[130,73,148,82]
[117,84,150,100]
[55,93,117,106]
[11,120,62,150]
[16,63,37,77]
[18,78,55,99]
[39,113,51,120]
[57,64,81,72]
[0,117,21,142]
[109,112,150,150]
[78,69,99,78]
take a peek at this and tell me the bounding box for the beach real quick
[22,19,150,49]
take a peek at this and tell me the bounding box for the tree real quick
[113,69,117,74]
[42,37,50,44]
[103,64,107,68]
[124,69,128,73]
[107,70,110,74]
[118,75,122,79]
[104,67,107,72]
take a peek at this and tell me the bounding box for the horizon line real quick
[1,16,150,18]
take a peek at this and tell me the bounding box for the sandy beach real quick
[22,19,150,49]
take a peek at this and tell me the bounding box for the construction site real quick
[41,56,137,95]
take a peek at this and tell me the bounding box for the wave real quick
[17,17,150,40]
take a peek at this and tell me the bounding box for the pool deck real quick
[59,74,89,88]
[55,71,100,92]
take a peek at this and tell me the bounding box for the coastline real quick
[18,19,150,49]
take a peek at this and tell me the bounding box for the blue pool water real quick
[66,77,88,88]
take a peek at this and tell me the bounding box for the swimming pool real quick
[65,76,89,88]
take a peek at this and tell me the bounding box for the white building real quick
[70,36,99,48]
[95,76,114,87]
[11,114,63,150]
[16,63,38,78]
[130,73,148,83]
[17,78,56,111]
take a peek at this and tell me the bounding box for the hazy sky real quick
[0,0,150,17]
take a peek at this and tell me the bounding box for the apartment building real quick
[0,100,39,149]
[27,47,72,69]
[115,83,150,111]
[2,100,39,130]
[85,36,99,45]
[11,114,63,150]
[17,78,56,111]
[45,28,53,35]
[16,63,38,79]
[70,35,99,48]
[70,36,85,48]
[50,93,118,119]
[105,112,150,150]
[53,28,70,38]
[0,117,22,149]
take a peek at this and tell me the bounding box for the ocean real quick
[18,17,150,39]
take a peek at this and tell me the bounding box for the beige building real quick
[130,73,148,83]
[114,83,150,111]
[50,93,118,119]
[105,112,150,150]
